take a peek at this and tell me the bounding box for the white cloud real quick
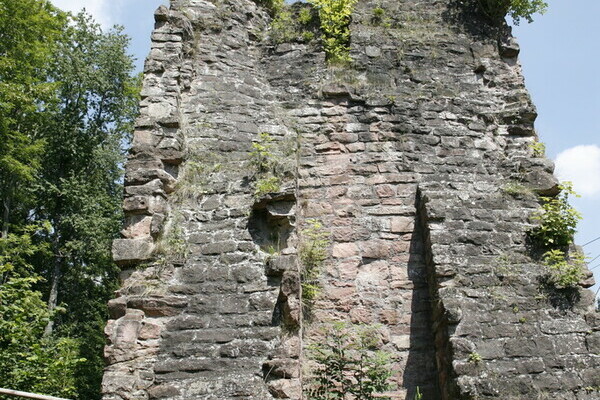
[51,0,121,28]
[555,144,600,198]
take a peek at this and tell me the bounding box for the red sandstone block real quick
[391,216,414,233]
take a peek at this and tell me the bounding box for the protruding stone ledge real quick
[113,238,155,266]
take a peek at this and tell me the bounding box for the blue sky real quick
[50,0,599,298]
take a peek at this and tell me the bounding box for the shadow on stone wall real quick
[441,0,508,40]
[402,214,441,400]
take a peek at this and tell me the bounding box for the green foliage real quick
[476,0,548,24]
[306,322,393,400]
[542,249,586,289]
[255,0,285,15]
[267,2,316,44]
[155,213,188,265]
[251,132,277,174]
[0,0,65,236]
[414,387,423,400]
[250,132,296,197]
[173,156,222,203]
[373,7,385,18]
[529,183,581,249]
[255,176,282,197]
[370,6,391,27]
[530,141,546,157]
[271,10,298,43]
[299,8,313,25]
[300,219,329,271]
[0,232,83,398]
[0,3,139,398]
[308,0,357,63]
[468,352,482,364]
[299,219,330,304]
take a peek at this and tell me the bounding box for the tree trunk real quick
[44,232,62,337]
[2,196,10,238]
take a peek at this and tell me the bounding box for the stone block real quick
[113,238,154,265]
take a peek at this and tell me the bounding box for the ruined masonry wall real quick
[103,0,600,399]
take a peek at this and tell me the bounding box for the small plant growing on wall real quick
[173,147,224,204]
[154,212,188,265]
[308,0,358,64]
[468,352,482,364]
[250,132,296,197]
[414,386,423,400]
[529,141,546,157]
[270,5,318,44]
[529,182,581,250]
[299,219,330,306]
[541,249,586,289]
[250,132,277,174]
[476,0,547,24]
[255,176,282,197]
[305,322,394,400]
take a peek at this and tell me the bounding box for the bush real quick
[529,183,581,249]
[308,0,357,63]
[542,249,586,289]
[1,259,84,398]
[306,323,393,400]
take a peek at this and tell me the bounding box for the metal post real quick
[0,388,71,400]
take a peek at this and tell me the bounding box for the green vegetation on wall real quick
[250,132,296,198]
[270,6,317,44]
[528,183,587,292]
[154,212,189,266]
[308,0,357,63]
[541,249,586,289]
[299,218,329,306]
[477,0,548,24]
[306,323,393,400]
[529,183,581,249]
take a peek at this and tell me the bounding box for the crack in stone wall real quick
[104,0,600,399]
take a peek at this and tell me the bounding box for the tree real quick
[0,2,139,398]
[306,323,393,400]
[0,229,83,399]
[31,12,139,398]
[0,0,65,238]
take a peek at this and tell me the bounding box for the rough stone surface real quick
[103,1,600,399]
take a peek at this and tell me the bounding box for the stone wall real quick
[103,0,600,399]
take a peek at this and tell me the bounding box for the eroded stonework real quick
[103,0,600,399]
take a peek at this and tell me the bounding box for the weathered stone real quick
[127,296,188,317]
[104,1,599,399]
[108,297,127,319]
[112,238,154,265]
